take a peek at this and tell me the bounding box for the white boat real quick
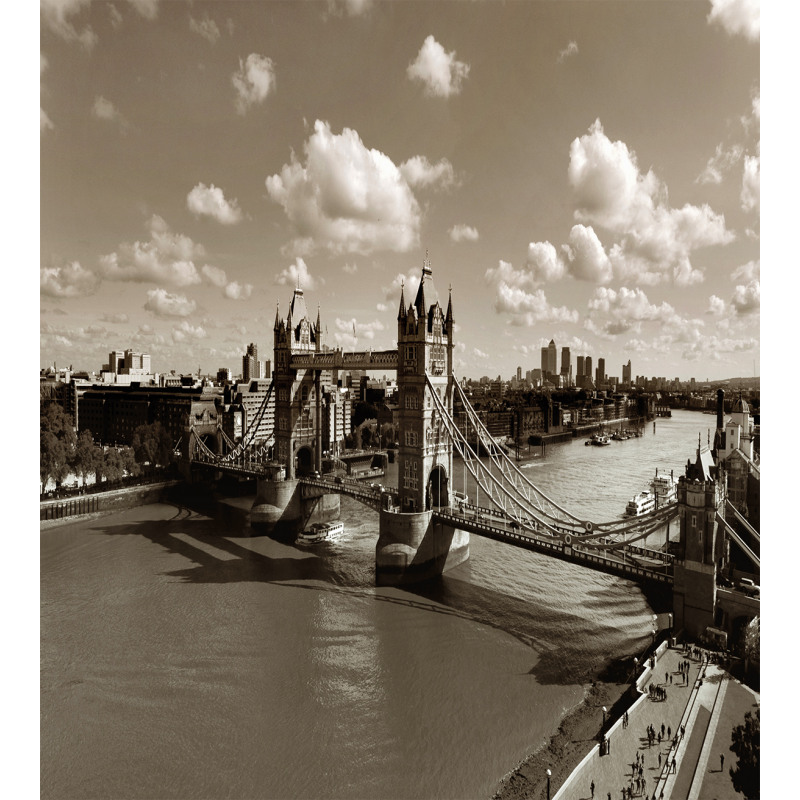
[626,489,655,516]
[296,521,344,545]
[586,432,611,446]
[651,471,678,505]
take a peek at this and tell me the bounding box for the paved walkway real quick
[552,644,757,800]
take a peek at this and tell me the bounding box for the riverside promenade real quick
[552,644,759,800]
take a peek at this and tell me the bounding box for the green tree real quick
[40,400,76,491]
[730,708,759,799]
[131,421,173,474]
[98,448,126,484]
[72,429,100,486]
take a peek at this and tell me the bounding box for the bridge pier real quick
[251,477,340,538]
[376,508,469,586]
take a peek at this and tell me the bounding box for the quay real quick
[549,643,758,800]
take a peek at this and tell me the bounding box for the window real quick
[405,430,418,447]
[404,389,419,410]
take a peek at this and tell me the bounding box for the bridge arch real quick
[427,465,449,509]
[295,445,314,476]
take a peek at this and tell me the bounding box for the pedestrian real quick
[671,758,676,774]
[667,725,671,739]
[720,753,724,772]
[591,779,595,797]
[658,752,661,768]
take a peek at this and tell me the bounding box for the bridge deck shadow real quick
[89,501,654,688]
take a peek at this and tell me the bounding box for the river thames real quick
[41,410,712,799]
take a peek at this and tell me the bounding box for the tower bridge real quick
[186,258,758,644]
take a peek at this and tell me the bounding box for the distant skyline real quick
[40,0,760,381]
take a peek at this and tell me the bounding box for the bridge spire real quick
[445,284,454,334]
[397,280,407,321]
[273,301,281,331]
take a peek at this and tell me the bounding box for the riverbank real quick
[493,662,634,800]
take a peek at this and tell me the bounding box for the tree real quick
[72,429,100,486]
[40,400,76,491]
[730,708,759,799]
[131,421,173,473]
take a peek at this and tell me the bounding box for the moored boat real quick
[296,521,344,545]
[586,432,611,446]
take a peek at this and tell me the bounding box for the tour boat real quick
[626,489,655,516]
[651,471,678,505]
[296,521,344,546]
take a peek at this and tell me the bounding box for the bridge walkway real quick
[552,645,751,800]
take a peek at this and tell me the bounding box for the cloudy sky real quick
[39,0,760,381]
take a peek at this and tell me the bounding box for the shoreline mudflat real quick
[493,677,630,800]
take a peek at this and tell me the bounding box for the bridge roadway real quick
[299,477,674,587]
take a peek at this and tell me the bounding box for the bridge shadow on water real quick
[92,501,647,687]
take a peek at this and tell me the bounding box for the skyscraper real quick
[540,346,548,375]
[576,355,585,378]
[596,357,606,386]
[585,356,592,384]
[242,342,262,382]
[622,360,632,385]
[560,347,571,385]
[547,339,557,376]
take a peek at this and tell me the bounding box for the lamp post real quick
[633,656,638,684]
[602,705,607,726]
[546,768,552,800]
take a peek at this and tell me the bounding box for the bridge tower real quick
[376,258,469,584]
[251,287,338,535]
[272,287,324,479]
[672,446,726,639]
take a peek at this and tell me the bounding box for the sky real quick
[39,0,761,382]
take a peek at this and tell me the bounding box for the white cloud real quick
[485,259,538,291]
[343,262,358,275]
[562,224,613,283]
[326,0,373,16]
[101,312,130,324]
[730,280,760,314]
[92,96,128,131]
[407,35,470,98]
[127,0,159,20]
[707,295,727,316]
[399,156,456,190]
[731,259,759,283]
[526,242,566,284]
[190,14,220,44]
[223,281,253,301]
[274,257,318,290]
[99,215,204,286]
[187,183,243,224]
[696,143,743,184]
[172,320,207,342]
[586,286,679,336]
[40,261,99,298]
[41,108,54,133]
[708,0,759,42]
[232,53,276,114]
[741,155,759,211]
[201,264,228,288]
[266,120,421,255]
[569,119,733,284]
[557,41,579,63]
[449,224,479,243]
[376,302,387,312]
[473,348,489,359]
[41,0,97,49]
[108,4,123,29]
[334,317,384,342]
[144,288,196,318]
[493,283,579,326]
[383,269,421,305]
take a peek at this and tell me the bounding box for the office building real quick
[242,343,261,382]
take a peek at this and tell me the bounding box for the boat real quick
[626,489,655,516]
[651,471,678,505]
[611,430,629,441]
[296,521,344,545]
[586,432,611,446]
